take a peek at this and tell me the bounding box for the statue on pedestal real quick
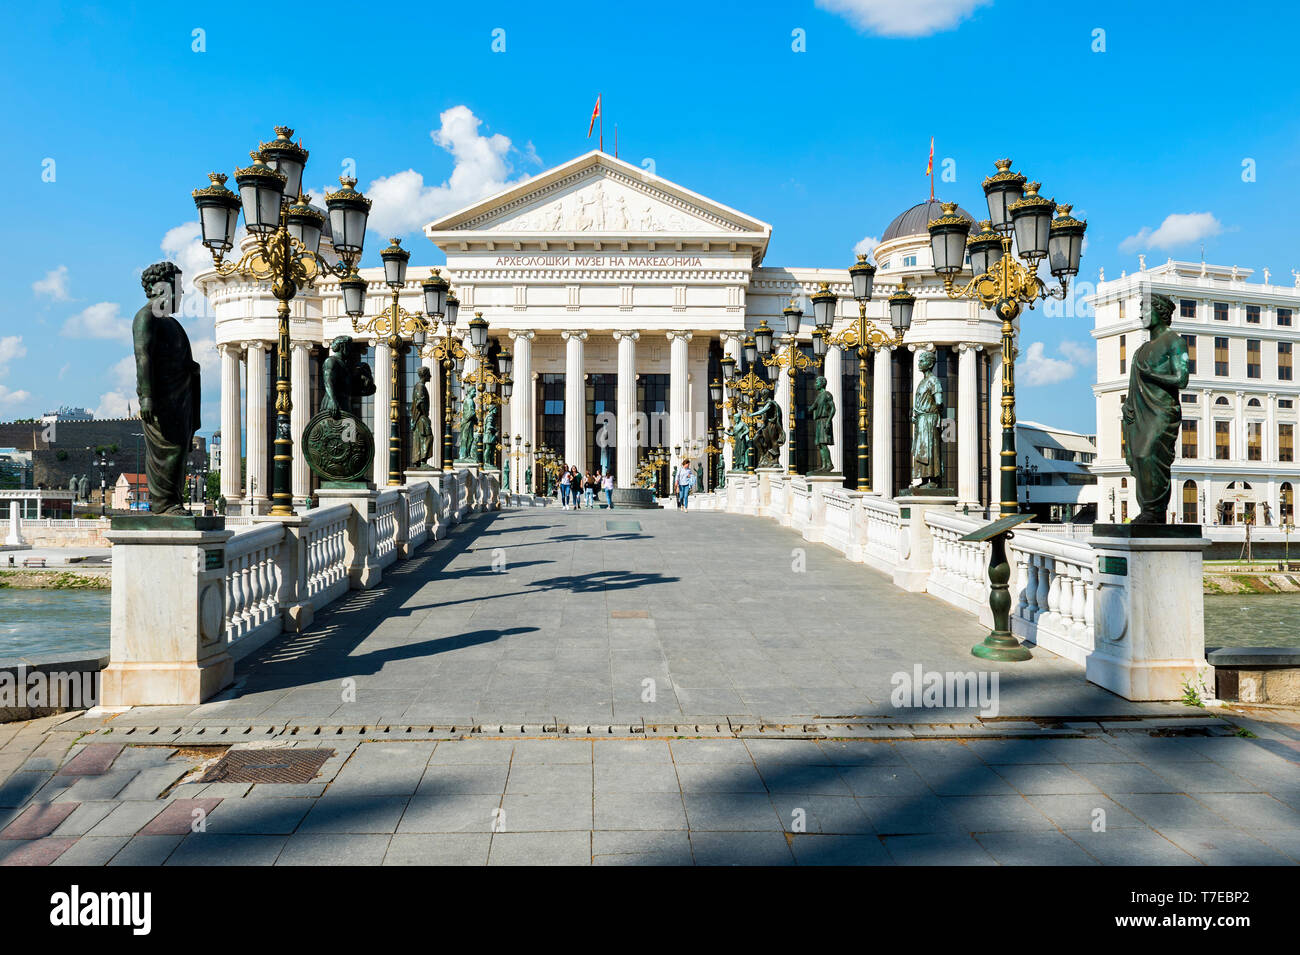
[911,350,943,488]
[304,335,376,483]
[809,375,837,474]
[1121,293,1190,523]
[753,395,785,469]
[457,392,477,462]
[409,365,434,468]
[133,262,201,515]
[480,402,499,466]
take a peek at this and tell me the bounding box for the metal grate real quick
[198,748,333,784]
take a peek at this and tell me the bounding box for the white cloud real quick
[0,335,25,374]
[364,105,529,237]
[61,302,129,341]
[1058,340,1094,367]
[93,390,133,418]
[816,0,991,37]
[854,234,880,257]
[0,384,31,406]
[1119,212,1221,254]
[33,265,71,301]
[1018,341,1076,386]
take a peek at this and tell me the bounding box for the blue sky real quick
[3,0,1299,437]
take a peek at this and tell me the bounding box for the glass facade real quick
[891,350,913,494]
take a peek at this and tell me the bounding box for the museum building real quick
[200,151,1010,512]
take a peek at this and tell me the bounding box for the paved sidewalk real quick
[1,722,1297,865]
[124,507,1186,729]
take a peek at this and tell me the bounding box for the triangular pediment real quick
[426,151,771,244]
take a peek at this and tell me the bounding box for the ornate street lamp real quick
[352,239,445,485]
[420,290,467,470]
[458,314,507,467]
[927,157,1086,663]
[193,126,371,516]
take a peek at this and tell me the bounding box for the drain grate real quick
[605,520,641,532]
[198,748,333,784]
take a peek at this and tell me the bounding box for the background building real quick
[201,152,1011,512]
[1088,259,1299,527]
[1016,421,1097,522]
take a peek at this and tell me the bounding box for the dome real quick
[881,200,976,243]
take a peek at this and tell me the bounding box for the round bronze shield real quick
[302,410,375,483]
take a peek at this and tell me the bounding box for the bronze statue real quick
[457,391,477,461]
[480,402,498,466]
[410,365,434,468]
[303,336,376,484]
[1121,293,1189,523]
[753,395,785,469]
[809,375,836,474]
[911,350,943,487]
[133,262,201,515]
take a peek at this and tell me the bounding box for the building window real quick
[1214,302,1229,321]
[1118,300,1126,320]
[1119,334,1126,375]
[1283,482,1295,524]
[1280,399,1295,409]
[1215,396,1230,406]
[1215,420,1231,460]
[1279,307,1292,327]
[1281,423,1295,463]
[1181,393,1197,403]
[1182,479,1197,524]
[1247,304,1261,324]
[1248,421,1262,460]
[901,255,917,267]
[1180,419,1198,458]
[1214,337,1229,376]
[1247,339,1261,378]
[1121,499,1128,522]
[1181,334,1197,374]
[1280,341,1293,381]
[536,373,565,458]
[1180,299,1197,319]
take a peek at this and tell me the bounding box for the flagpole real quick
[600,107,604,153]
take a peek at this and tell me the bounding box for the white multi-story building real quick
[1087,259,1299,527]
[1016,421,1098,523]
[199,150,1011,513]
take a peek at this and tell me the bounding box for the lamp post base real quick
[972,632,1033,662]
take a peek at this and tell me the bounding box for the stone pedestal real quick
[316,485,382,590]
[1086,525,1212,701]
[5,501,21,546]
[892,494,957,592]
[755,467,782,514]
[482,467,502,509]
[102,519,234,706]
[802,474,844,543]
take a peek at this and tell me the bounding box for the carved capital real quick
[508,329,535,342]
[666,329,693,343]
[561,329,588,342]
[612,329,641,342]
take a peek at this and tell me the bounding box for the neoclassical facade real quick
[200,151,1009,512]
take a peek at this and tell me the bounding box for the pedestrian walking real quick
[559,467,572,509]
[583,470,596,508]
[675,458,696,510]
[602,471,614,509]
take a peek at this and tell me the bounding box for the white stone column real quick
[721,333,743,471]
[668,330,692,469]
[219,343,243,502]
[245,341,268,510]
[958,343,979,507]
[775,361,792,473]
[423,352,441,470]
[824,345,843,473]
[372,341,392,484]
[613,330,639,486]
[508,330,534,491]
[990,345,1003,508]
[291,342,311,502]
[873,346,893,496]
[562,330,587,471]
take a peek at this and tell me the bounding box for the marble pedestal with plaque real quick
[892,492,957,593]
[101,515,234,707]
[1086,524,1213,701]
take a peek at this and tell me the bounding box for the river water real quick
[0,588,1296,660]
[0,589,111,659]
[1204,593,1300,648]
